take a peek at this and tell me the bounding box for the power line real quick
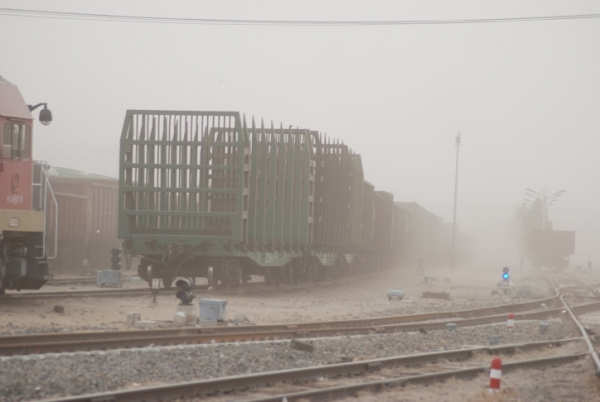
[0,7,599,26]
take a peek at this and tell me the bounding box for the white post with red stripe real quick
[507,313,515,329]
[489,357,502,392]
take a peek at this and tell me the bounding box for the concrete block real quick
[125,312,141,327]
[173,312,187,327]
[446,323,458,330]
[387,290,405,301]
[133,320,157,329]
[176,304,198,323]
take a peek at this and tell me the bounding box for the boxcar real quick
[47,167,119,271]
[394,202,445,267]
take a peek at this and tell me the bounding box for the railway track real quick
[39,339,587,402]
[22,274,600,401]
[3,290,599,356]
[4,273,600,401]
[0,271,374,300]
[46,277,98,286]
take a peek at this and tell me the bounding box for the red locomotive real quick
[0,75,55,293]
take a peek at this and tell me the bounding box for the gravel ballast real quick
[0,319,579,401]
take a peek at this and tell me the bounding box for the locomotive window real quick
[1,122,31,160]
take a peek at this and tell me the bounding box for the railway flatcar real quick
[117,110,466,288]
[46,168,120,272]
[0,75,55,294]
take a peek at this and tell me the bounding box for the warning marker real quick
[507,313,515,329]
[489,357,502,392]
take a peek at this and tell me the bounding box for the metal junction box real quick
[198,298,228,321]
[97,270,122,288]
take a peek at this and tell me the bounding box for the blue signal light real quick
[503,273,509,280]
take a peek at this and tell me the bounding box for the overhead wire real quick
[0,7,599,26]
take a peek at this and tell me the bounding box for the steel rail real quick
[46,277,98,286]
[563,273,600,298]
[3,278,595,357]
[548,277,600,375]
[560,295,600,374]
[243,353,588,402]
[0,287,176,299]
[2,278,596,350]
[2,303,593,356]
[4,271,579,301]
[38,339,585,402]
[0,293,569,348]
[0,270,375,299]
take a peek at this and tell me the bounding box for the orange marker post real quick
[489,357,502,392]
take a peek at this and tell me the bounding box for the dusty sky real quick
[1,0,599,268]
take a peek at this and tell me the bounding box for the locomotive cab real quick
[0,75,56,293]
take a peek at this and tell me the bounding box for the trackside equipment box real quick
[97,270,122,287]
[199,298,228,321]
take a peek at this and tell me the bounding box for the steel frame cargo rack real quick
[118,111,377,288]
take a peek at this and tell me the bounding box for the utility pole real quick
[450,133,461,272]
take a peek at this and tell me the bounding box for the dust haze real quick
[1,0,599,270]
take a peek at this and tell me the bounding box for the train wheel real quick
[124,254,132,271]
[283,265,293,285]
[264,267,273,286]
[162,275,173,289]
[229,263,242,288]
[314,265,321,282]
[241,267,249,285]
[207,267,214,288]
[145,265,154,288]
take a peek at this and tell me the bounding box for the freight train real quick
[118,111,468,288]
[0,77,472,294]
[0,75,55,294]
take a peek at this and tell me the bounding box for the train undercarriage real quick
[134,253,387,290]
[0,232,51,294]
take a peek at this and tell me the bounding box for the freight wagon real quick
[118,110,464,288]
[393,202,446,267]
[47,168,120,272]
